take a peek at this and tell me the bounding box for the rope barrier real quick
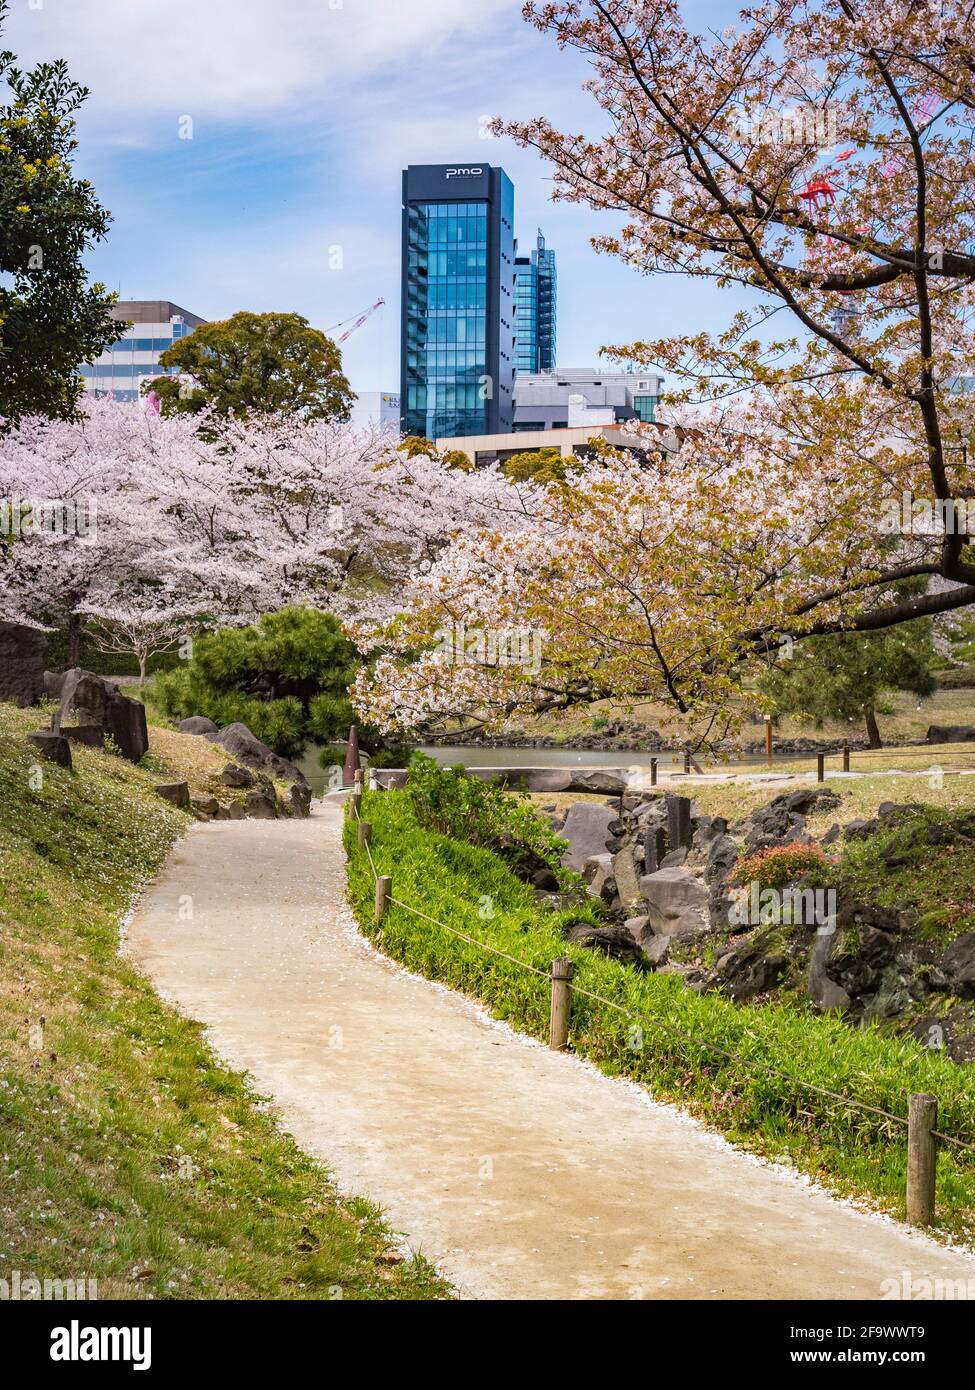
[344,791,975,1156]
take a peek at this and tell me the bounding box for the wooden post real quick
[357,820,372,849]
[816,752,825,783]
[353,768,364,790]
[650,758,657,787]
[764,717,773,767]
[842,741,850,773]
[349,790,362,820]
[374,875,392,923]
[549,957,574,1051]
[683,750,691,775]
[907,1093,938,1227]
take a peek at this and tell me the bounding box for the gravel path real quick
[124,803,975,1300]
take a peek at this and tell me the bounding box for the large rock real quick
[559,802,617,872]
[612,844,644,912]
[178,715,218,736]
[927,724,975,744]
[639,866,710,938]
[937,933,975,998]
[207,723,307,785]
[42,669,68,700]
[0,621,48,705]
[154,782,190,809]
[807,929,851,1012]
[581,852,616,902]
[27,730,72,768]
[58,669,148,763]
[564,921,650,970]
[566,769,628,795]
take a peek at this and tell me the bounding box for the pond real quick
[295,742,769,796]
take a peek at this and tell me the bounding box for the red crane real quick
[329,298,386,344]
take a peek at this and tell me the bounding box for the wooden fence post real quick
[764,717,773,767]
[650,758,657,787]
[816,752,825,783]
[357,820,372,850]
[374,875,392,923]
[843,741,850,773]
[907,1093,938,1227]
[354,768,364,790]
[349,790,362,820]
[549,957,574,1051]
[683,750,691,775]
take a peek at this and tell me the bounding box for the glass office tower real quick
[514,231,557,376]
[401,164,515,440]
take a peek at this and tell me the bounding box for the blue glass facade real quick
[515,231,557,377]
[81,310,200,403]
[401,165,514,440]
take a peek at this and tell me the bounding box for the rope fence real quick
[345,774,975,1228]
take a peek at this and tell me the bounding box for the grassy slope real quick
[345,788,975,1244]
[0,703,448,1300]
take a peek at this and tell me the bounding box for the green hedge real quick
[344,789,975,1241]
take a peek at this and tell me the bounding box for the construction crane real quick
[328,298,386,344]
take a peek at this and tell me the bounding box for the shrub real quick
[730,843,834,892]
[406,753,572,882]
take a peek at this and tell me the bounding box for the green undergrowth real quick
[344,787,975,1244]
[0,703,448,1300]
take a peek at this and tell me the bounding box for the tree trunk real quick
[138,655,147,688]
[67,610,83,667]
[865,708,883,749]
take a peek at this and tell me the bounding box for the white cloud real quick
[5,0,514,121]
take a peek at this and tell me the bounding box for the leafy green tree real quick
[154,606,407,762]
[143,310,354,421]
[502,448,569,484]
[761,608,939,749]
[0,0,116,425]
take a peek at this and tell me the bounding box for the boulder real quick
[927,724,975,744]
[63,724,105,750]
[220,763,256,789]
[581,853,616,902]
[559,802,618,872]
[612,844,644,912]
[42,669,68,700]
[807,929,851,1012]
[286,782,312,818]
[27,730,72,768]
[0,621,48,705]
[155,781,190,809]
[58,669,148,763]
[207,722,306,785]
[639,866,710,938]
[564,921,651,970]
[937,933,975,998]
[191,795,221,819]
[565,769,628,795]
[718,935,789,1002]
[244,790,279,819]
[178,715,218,736]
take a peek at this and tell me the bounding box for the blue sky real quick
[6,0,735,395]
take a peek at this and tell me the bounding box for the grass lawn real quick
[0,702,449,1300]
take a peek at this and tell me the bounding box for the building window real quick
[633,395,657,422]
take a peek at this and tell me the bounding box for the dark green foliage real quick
[0,0,117,424]
[406,753,572,882]
[153,608,359,758]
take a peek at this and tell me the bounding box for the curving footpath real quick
[125,803,975,1301]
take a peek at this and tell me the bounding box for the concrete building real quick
[512,368,664,432]
[434,420,681,468]
[350,390,401,431]
[514,230,557,374]
[80,300,207,403]
[401,163,516,440]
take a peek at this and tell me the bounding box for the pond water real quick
[296,742,768,796]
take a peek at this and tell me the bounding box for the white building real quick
[513,368,664,432]
[80,300,207,403]
[350,390,401,431]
